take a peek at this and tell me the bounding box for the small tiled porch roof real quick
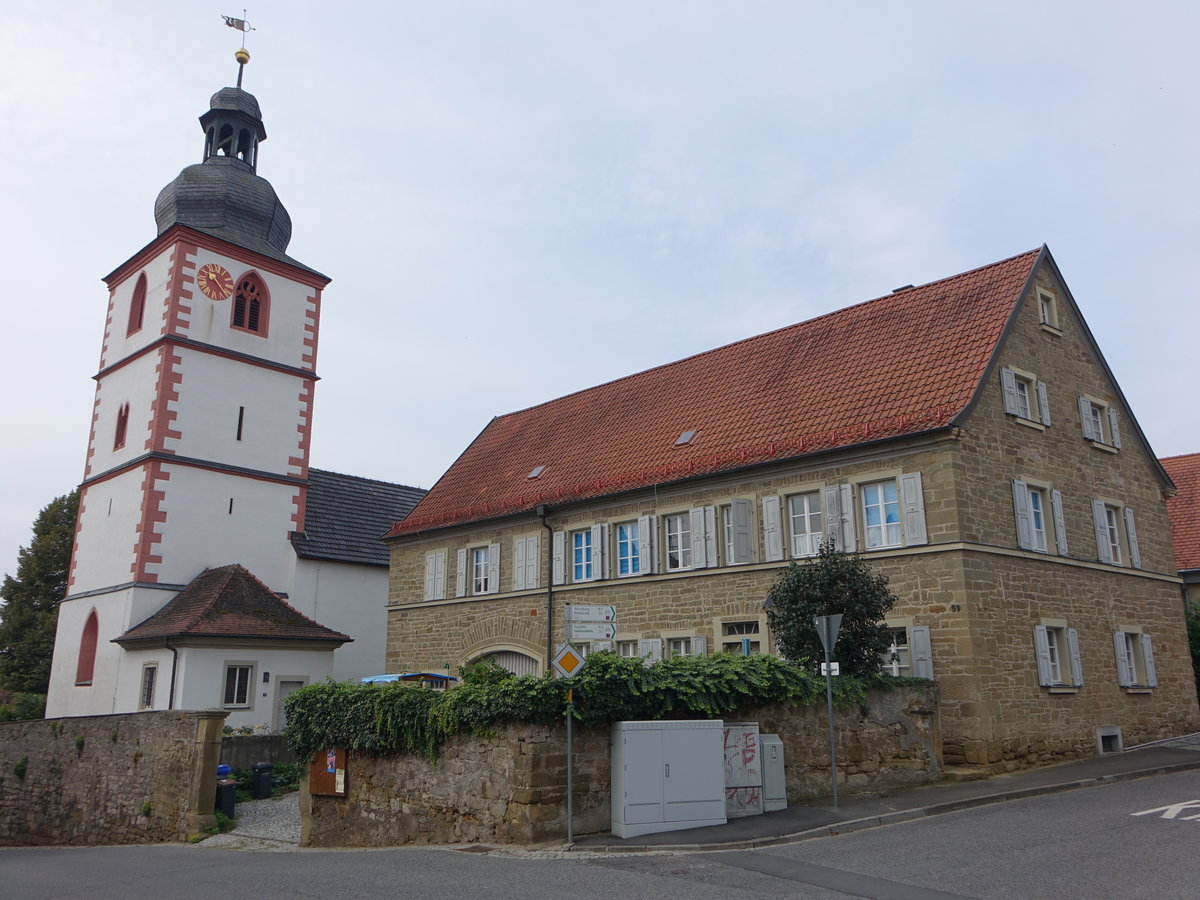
[388,247,1045,537]
[1162,453,1200,573]
[115,564,350,645]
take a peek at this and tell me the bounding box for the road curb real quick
[571,758,1200,854]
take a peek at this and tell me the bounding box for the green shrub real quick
[284,652,900,760]
[1186,605,1200,697]
[0,692,46,722]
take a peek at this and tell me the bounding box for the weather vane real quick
[222,10,256,88]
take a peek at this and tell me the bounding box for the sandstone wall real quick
[302,684,939,847]
[0,710,225,845]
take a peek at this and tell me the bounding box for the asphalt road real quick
[7,769,1200,899]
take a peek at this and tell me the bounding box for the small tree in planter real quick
[765,540,897,677]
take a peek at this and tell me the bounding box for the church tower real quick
[46,53,333,717]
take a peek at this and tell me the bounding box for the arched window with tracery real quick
[126,272,147,337]
[231,273,269,336]
[75,609,99,685]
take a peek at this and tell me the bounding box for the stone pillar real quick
[185,710,228,839]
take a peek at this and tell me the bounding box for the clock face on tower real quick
[197,263,234,301]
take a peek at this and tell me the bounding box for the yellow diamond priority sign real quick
[552,643,586,677]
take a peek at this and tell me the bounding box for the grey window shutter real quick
[639,638,663,666]
[525,538,538,590]
[689,507,709,569]
[591,524,608,579]
[1113,632,1133,687]
[821,485,843,550]
[1123,508,1141,569]
[513,539,527,591]
[1037,381,1051,426]
[899,472,927,546]
[424,553,437,601]
[1142,634,1157,687]
[1033,625,1053,686]
[1001,368,1020,415]
[691,636,708,656]
[591,640,612,653]
[552,531,565,585]
[761,496,783,561]
[1079,397,1099,440]
[1012,480,1033,550]
[1092,500,1113,564]
[1067,628,1083,687]
[487,543,500,593]
[638,514,658,574]
[455,548,467,597]
[910,626,934,679]
[1108,407,1122,449]
[839,484,857,552]
[1051,490,1069,557]
[703,506,717,567]
[731,499,753,563]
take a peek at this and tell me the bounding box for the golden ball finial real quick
[235,48,251,66]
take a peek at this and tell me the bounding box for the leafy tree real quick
[765,540,898,677]
[0,489,79,693]
[1186,604,1200,699]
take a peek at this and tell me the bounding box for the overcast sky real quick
[2,1,1197,581]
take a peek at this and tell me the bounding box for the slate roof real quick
[387,248,1043,537]
[294,469,426,566]
[1162,453,1200,572]
[115,564,350,644]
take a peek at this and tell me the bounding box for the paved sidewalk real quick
[571,732,1200,852]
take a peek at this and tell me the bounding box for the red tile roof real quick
[388,248,1042,537]
[115,564,351,644]
[1162,453,1200,572]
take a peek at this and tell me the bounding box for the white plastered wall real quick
[102,247,175,366]
[70,469,147,593]
[46,586,143,718]
[290,559,386,681]
[87,353,160,478]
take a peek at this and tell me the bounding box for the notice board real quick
[309,748,347,797]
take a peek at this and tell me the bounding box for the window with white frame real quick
[1114,630,1156,688]
[1037,289,1060,330]
[861,480,901,549]
[788,492,823,557]
[666,635,707,657]
[571,530,593,581]
[720,620,761,655]
[616,522,640,576]
[1001,367,1051,426]
[139,664,157,710]
[1078,396,1121,449]
[456,544,501,596]
[472,546,491,593]
[880,628,911,677]
[819,475,926,553]
[664,514,692,571]
[1034,624,1082,688]
[879,624,934,678]
[223,664,253,708]
[720,500,754,565]
[1012,480,1068,555]
[1091,501,1140,568]
[424,550,447,601]
[617,639,639,658]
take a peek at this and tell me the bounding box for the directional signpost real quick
[815,613,843,808]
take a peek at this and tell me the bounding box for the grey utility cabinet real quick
[610,720,727,839]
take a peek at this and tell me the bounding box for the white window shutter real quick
[1012,480,1033,550]
[591,640,612,653]
[639,638,663,666]
[1037,381,1051,426]
[821,485,843,550]
[1123,508,1141,569]
[704,506,717,567]
[731,499,753,563]
[1142,634,1157,687]
[899,472,927,546]
[1113,632,1133,686]
[638,514,659,574]
[691,636,708,656]
[839,484,857,552]
[513,539,527,591]
[1092,500,1113,564]
[524,537,538,590]
[433,552,446,600]
[1051,490,1069,557]
[591,524,608,579]
[487,543,500,593]
[761,495,783,561]
[455,548,467,597]
[424,553,437,601]
[1108,407,1122,449]
[1033,625,1053,686]
[910,626,934,679]
[1079,397,1099,440]
[1067,628,1083,687]
[690,507,709,569]
[552,531,565,585]
[1001,368,1020,416]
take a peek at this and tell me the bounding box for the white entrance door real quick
[274,679,306,732]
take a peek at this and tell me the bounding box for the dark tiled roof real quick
[293,469,426,566]
[115,564,350,644]
[388,248,1042,537]
[1162,453,1200,572]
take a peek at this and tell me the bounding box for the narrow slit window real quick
[236,406,245,441]
[114,402,130,450]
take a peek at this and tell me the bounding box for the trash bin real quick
[215,778,236,818]
[250,761,274,800]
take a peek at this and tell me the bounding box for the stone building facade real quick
[384,247,1199,767]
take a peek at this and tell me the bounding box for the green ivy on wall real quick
[283,652,926,760]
